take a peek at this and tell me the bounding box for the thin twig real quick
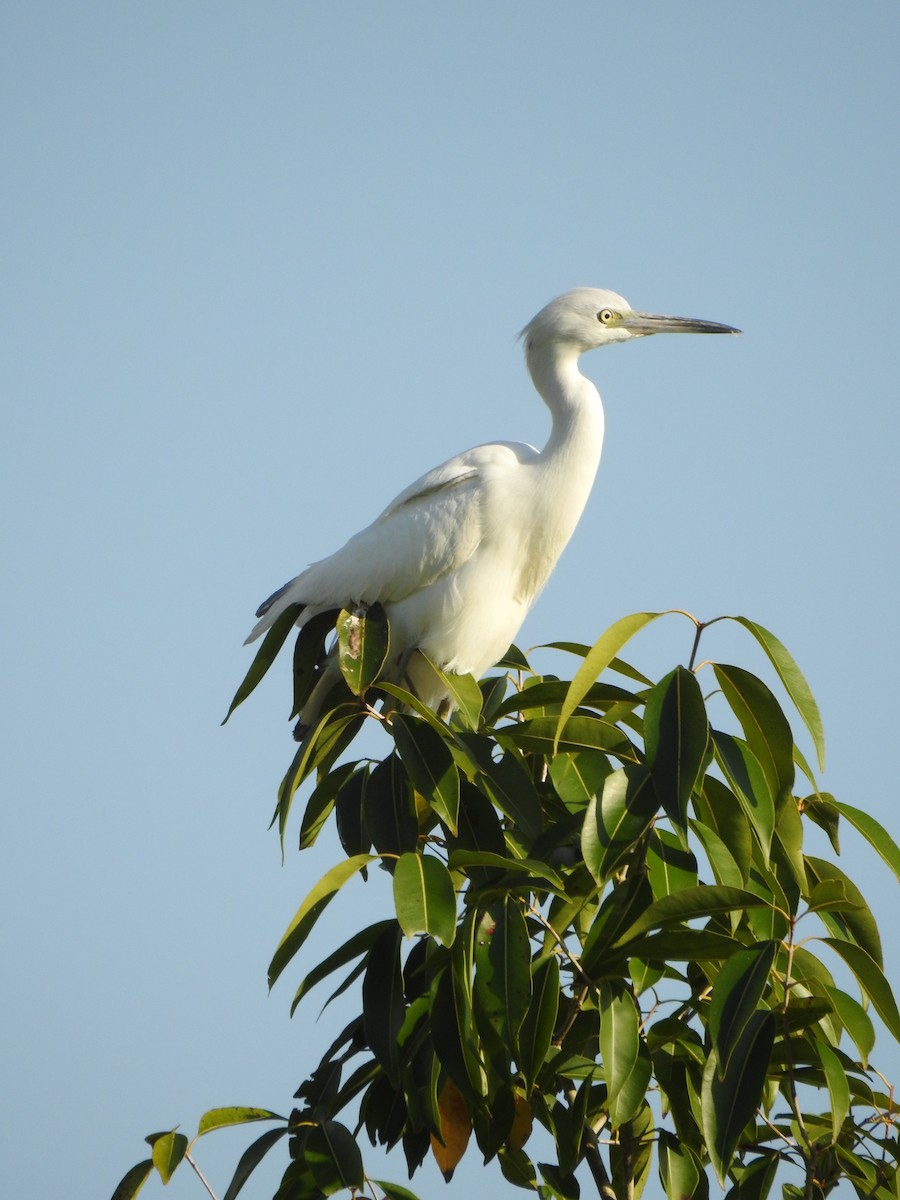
[185,1151,219,1200]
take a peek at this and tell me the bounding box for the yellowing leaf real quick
[431,1078,472,1180]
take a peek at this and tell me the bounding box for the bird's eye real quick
[597,308,615,325]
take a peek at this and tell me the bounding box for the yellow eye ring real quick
[597,308,614,325]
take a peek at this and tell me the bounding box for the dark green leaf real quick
[647,828,698,899]
[806,856,881,964]
[336,603,389,696]
[474,898,532,1048]
[701,1010,775,1185]
[722,1153,779,1200]
[730,616,825,770]
[392,714,460,834]
[393,852,457,947]
[447,850,564,892]
[644,665,709,826]
[518,955,560,1094]
[290,607,341,717]
[362,923,404,1086]
[713,664,794,802]
[268,853,375,988]
[711,731,774,861]
[372,1180,425,1200]
[609,1098,655,1200]
[475,753,542,845]
[614,885,770,946]
[448,782,507,887]
[222,1128,289,1200]
[223,602,303,723]
[334,765,370,858]
[299,761,358,850]
[709,941,777,1074]
[364,753,418,862]
[548,750,614,812]
[581,767,658,886]
[694,777,752,883]
[305,1120,365,1194]
[290,919,394,1014]
[150,1131,187,1184]
[110,1159,153,1200]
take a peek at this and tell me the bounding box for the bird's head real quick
[521,287,739,355]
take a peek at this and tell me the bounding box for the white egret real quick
[247,288,738,725]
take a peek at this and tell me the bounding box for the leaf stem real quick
[185,1151,219,1200]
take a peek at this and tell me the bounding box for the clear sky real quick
[3,5,899,1198]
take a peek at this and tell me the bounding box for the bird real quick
[246,288,739,728]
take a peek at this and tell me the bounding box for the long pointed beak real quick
[621,311,741,336]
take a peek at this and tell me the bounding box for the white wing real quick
[246,439,539,643]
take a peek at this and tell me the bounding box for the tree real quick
[113,608,900,1200]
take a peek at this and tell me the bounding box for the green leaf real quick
[722,1153,779,1200]
[363,923,405,1082]
[818,938,900,1041]
[410,651,483,728]
[730,616,825,770]
[197,1107,285,1135]
[614,885,770,946]
[474,897,533,1048]
[276,702,366,844]
[712,731,775,861]
[694,777,752,883]
[690,819,744,891]
[815,1039,850,1144]
[447,850,564,892]
[835,802,900,885]
[110,1159,153,1200]
[557,611,664,747]
[644,665,709,827]
[392,714,460,834]
[709,941,777,1074]
[149,1130,187,1184]
[336,603,389,696]
[475,753,542,846]
[701,1010,775,1185]
[223,602,303,723]
[364,752,418,861]
[647,828,698,900]
[658,1130,704,1200]
[268,854,375,988]
[299,761,358,851]
[290,919,395,1014]
[504,714,637,759]
[518,955,560,1094]
[305,1120,365,1194]
[713,664,794,802]
[393,852,457,947]
[290,607,342,717]
[824,984,875,1067]
[372,1181,426,1200]
[581,767,659,885]
[222,1127,289,1200]
[548,750,613,811]
[806,857,882,964]
[599,982,649,1127]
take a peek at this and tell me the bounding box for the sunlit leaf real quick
[815,1039,850,1144]
[713,664,794,802]
[336,603,389,696]
[824,985,875,1067]
[430,1078,472,1180]
[557,611,664,747]
[658,1130,703,1200]
[599,982,650,1127]
[268,854,375,988]
[581,767,658,886]
[393,852,457,947]
[197,1107,285,1135]
[835,802,900,886]
[817,938,900,1041]
[730,616,825,770]
[806,857,881,964]
[614,884,769,946]
[149,1130,187,1184]
[647,828,698,899]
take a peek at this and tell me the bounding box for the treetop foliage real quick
[114,608,900,1200]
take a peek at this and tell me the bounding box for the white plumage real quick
[247,288,737,720]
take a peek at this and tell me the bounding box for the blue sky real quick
[3,5,899,1198]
